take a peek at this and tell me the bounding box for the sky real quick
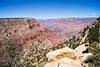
[0,0,100,19]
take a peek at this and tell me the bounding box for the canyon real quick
[38,18,95,38]
[0,18,66,46]
[0,17,97,67]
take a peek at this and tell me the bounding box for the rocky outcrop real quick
[44,44,92,67]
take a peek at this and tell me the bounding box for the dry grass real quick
[54,52,76,60]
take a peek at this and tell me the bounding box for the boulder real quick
[44,44,92,67]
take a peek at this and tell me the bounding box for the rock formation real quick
[0,18,66,46]
[44,44,92,67]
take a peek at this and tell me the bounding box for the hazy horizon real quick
[0,17,97,20]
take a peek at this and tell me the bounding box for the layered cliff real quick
[38,18,95,38]
[0,18,66,46]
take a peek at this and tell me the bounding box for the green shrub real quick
[88,18,100,44]
[85,17,100,67]
[84,42,100,67]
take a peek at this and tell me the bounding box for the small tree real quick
[88,18,100,44]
